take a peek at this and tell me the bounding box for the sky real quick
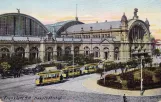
[0,0,161,39]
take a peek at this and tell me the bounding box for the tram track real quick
[0,82,36,92]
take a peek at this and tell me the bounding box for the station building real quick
[0,8,153,62]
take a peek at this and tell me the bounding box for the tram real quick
[35,63,99,86]
[35,70,63,86]
[62,65,82,78]
[81,63,98,74]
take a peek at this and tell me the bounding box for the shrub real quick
[120,71,134,80]
[105,74,117,81]
[143,71,153,87]
[96,68,103,74]
[97,79,122,89]
[159,63,161,67]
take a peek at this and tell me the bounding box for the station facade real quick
[0,8,153,62]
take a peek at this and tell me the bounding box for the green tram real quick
[62,65,82,78]
[35,70,63,86]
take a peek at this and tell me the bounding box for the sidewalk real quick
[82,74,161,96]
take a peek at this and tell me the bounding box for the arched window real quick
[84,46,90,56]
[0,48,10,59]
[114,47,119,60]
[15,47,25,58]
[104,47,109,60]
[57,47,62,57]
[93,47,100,58]
[29,47,38,60]
[45,47,53,61]
[65,47,71,55]
[74,47,79,55]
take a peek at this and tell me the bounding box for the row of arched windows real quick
[0,46,120,60]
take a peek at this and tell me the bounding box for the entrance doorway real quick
[104,52,108,60]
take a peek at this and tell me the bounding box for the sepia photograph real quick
[0,0,161,102]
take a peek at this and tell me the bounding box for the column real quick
[100,47,104,60]
[79,44,84,55]
[62,43,65,55]
[39,41,45,62]
[53,43,57,60]
[25,44,29,58]
[71,44,74,55]
[120,43,124,61]
[10,44,15,57]
[110,44,114,61]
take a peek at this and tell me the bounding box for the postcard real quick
[0,0,161,102]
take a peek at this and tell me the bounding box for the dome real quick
[121,13,128,23]
[145,18,150,26]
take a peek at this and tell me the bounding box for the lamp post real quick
[140,57,143,95]
[72,33,75,78]
[104,62,105,85]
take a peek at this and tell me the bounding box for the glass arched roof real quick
[45,20,84,37]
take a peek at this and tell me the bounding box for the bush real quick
[97,79,122,89]
[96,68,103,74]
[142,70,153,85]
[120,71,134,80]
[105,74,117,81]
[155,69,161,80]
[159,63,161,67]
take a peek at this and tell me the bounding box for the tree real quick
[154,49,160,57]
[144,57,152,67]
[0,62,11,78]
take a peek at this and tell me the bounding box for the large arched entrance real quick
[128,20,150,58]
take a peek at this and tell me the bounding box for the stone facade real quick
[0,9,153,63]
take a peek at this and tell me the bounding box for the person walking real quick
[100,72,103,79]
[60,74,63,82]
[123,94,127,102]
[39,76,43,85]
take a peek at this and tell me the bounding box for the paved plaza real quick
[0,57,161,102]
[0,73,161,102]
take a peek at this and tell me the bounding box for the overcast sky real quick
[1,0,161,39]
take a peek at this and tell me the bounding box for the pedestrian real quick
[123,94,127,102]
[100,72,103,79]
[60,74,63,82]
[39,76,43,85]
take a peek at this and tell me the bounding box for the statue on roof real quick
[17,8,20,13]
[133,8,138,19]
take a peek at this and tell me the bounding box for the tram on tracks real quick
[62,65,82,78]
[35,63,99,85]
[35,70,63,86]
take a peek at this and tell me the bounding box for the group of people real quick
[13,70,21,78]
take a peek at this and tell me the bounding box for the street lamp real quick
[104,62,105,85]
[140,57,143,95]
[72,33,75,78]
